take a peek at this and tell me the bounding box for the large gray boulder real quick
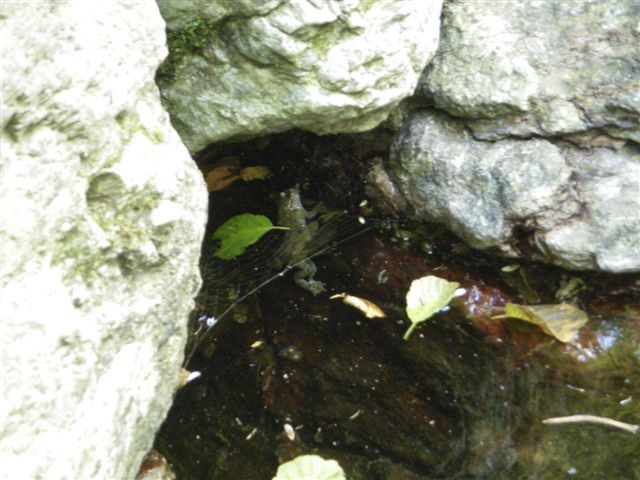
[387,111,640,272]
[0,2,207,479]
[156,0,443,153]
[419,0,640,141]
[376,0,640,273]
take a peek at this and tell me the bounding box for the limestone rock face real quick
[0,2,207,479]
[377,0,640,273]
[388,111,640,272]
[419,1,640,140]
[156,0,443,153]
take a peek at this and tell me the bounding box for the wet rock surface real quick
[385,110,640,272]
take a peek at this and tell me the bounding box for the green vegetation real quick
[492,303,589,343]
[211,213,288,260]
[157,17,220,81]
[404,275,463,340]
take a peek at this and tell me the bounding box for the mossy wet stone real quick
[394,0,640,273]
[156,0,444,152]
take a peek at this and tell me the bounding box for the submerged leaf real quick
[499,267,541,304]
[404,275,462,340]
[205,166,241,192]
[495,303,588,342]
[273,455,345,480]
[212,214,287,260]
[204,156,242,192]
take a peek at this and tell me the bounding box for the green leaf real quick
[212,214,287,260]
[494,303,588,343]
[404,275,462,340]
[273,455,345,480]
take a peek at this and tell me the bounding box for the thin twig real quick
[542,414,639,435]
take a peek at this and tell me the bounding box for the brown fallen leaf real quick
[330,293,386,319]
[493,303,588,343]
[204,157,272,192]
[135,448,174,480]
[205,166,241,191]
[240,165,272,182]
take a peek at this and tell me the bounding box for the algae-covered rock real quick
[0,2,207,479]
[156,0,443,152]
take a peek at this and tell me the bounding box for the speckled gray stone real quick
[388,110,640,272]
[419,0,640,141]
[157,0,443,152]
[0,2,207,478]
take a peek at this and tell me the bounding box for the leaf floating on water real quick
[404,275,463,341]
[330,293,386,319]
[273,454,346,480]
[494,303,588,343]
[501,264,520,273]
[212,214,288,260]
[239,165,272,182]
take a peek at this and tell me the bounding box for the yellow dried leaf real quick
[204,159,271,192]
[496,303,589,343]
[330,293,386,319]
[239,165,272,182]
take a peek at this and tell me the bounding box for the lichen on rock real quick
[156,0,443,152]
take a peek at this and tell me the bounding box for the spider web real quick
[185,209,370,364]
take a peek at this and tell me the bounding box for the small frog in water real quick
[275,187,326,295]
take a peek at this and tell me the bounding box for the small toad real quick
[274,188,326,295]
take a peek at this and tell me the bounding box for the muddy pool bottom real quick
[155,231,640,480]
